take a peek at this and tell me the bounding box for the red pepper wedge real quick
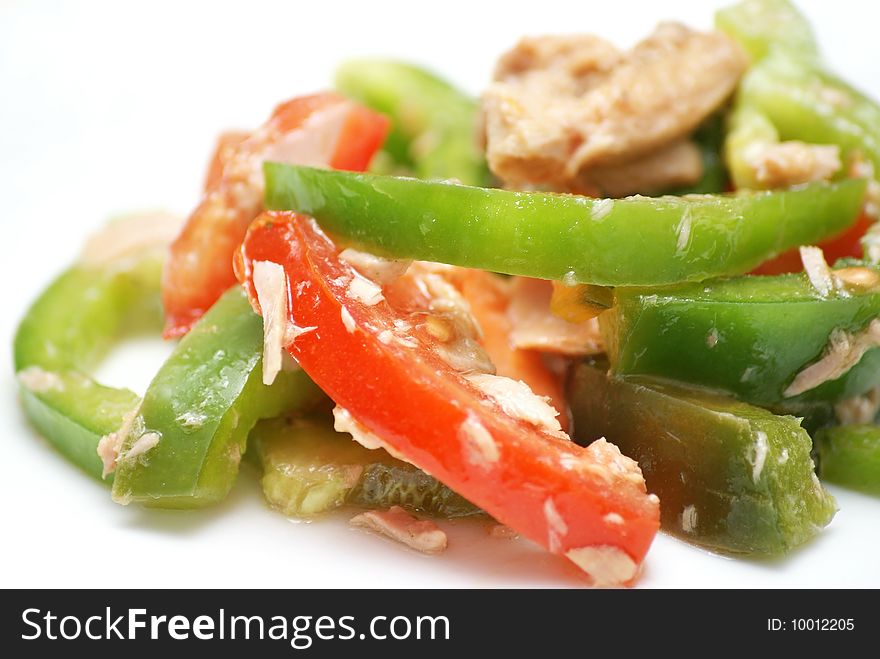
[162,93,389,337]
[235,211,660,585]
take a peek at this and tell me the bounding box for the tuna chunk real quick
[482,23,747,194]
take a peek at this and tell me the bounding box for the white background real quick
[1,0,878,588]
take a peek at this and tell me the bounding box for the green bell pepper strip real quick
[14,255,164,480]
[602,265,880,408]
[715,0,819,63]
[720,1,880,194]
[569,360,836,555]
[815,425,880,495]
[735,51,880,174]
[335,59,490,187]
[111,288,325,508]
[264,164,865,287]
[252,416,481,518]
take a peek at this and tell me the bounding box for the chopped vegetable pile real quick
[14,0,880,587]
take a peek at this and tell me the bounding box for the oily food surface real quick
[236,212,660,581]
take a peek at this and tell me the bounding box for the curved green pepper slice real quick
[111,288,325,508]
[719,1,880,181]
[736,51,880,174]
[14,252,163,480]
[335,59,490,187]
[569,360,836,555]
[602,265,880,408]
[715,0,819,63]
[264,164,865,287]
[815,425,880,495]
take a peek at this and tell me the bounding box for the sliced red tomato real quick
[751,211,871,275]
[235,211,660,585]
[162,93,389,337]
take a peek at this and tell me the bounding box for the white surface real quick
[2,0,879,588]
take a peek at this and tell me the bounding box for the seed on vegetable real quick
[835,267,880,291]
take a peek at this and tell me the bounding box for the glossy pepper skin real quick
[569,361,837,555]
[14,256,163,480]
[335,59,490,187]
[602,267,880,408]
[264,164,865,287]
[815,425,880,495]
[111,288,324,508]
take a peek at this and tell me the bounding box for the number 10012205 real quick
[768,619,855,631]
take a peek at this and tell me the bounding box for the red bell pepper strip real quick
[162,93,389,337]
[235,211,660,586]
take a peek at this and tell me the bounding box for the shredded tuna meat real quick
[339,248,411,284]
[121,431,161,461]
[459,413,500,469]
[252,260,290,386]
[745,141,841,188]
[507,277,604,356]
[799,246,838,297]
[482,23,747,193]
[835,387,880,425]
[17,367,65,394]
[565,545,639,587]
[97,406,142,479]
[575,139,703,197]
[332,406,415,465]
[785,320,880,397]
[465,373,563,434]
[346,273,385,306]
[350,507,448,554]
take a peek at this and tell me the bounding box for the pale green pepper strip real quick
[815,425,880,495]
[14,252,163,480]
[715,0,819,63]
[719,1,880,182]
[737,51,880,174]
[111,288,325,509]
